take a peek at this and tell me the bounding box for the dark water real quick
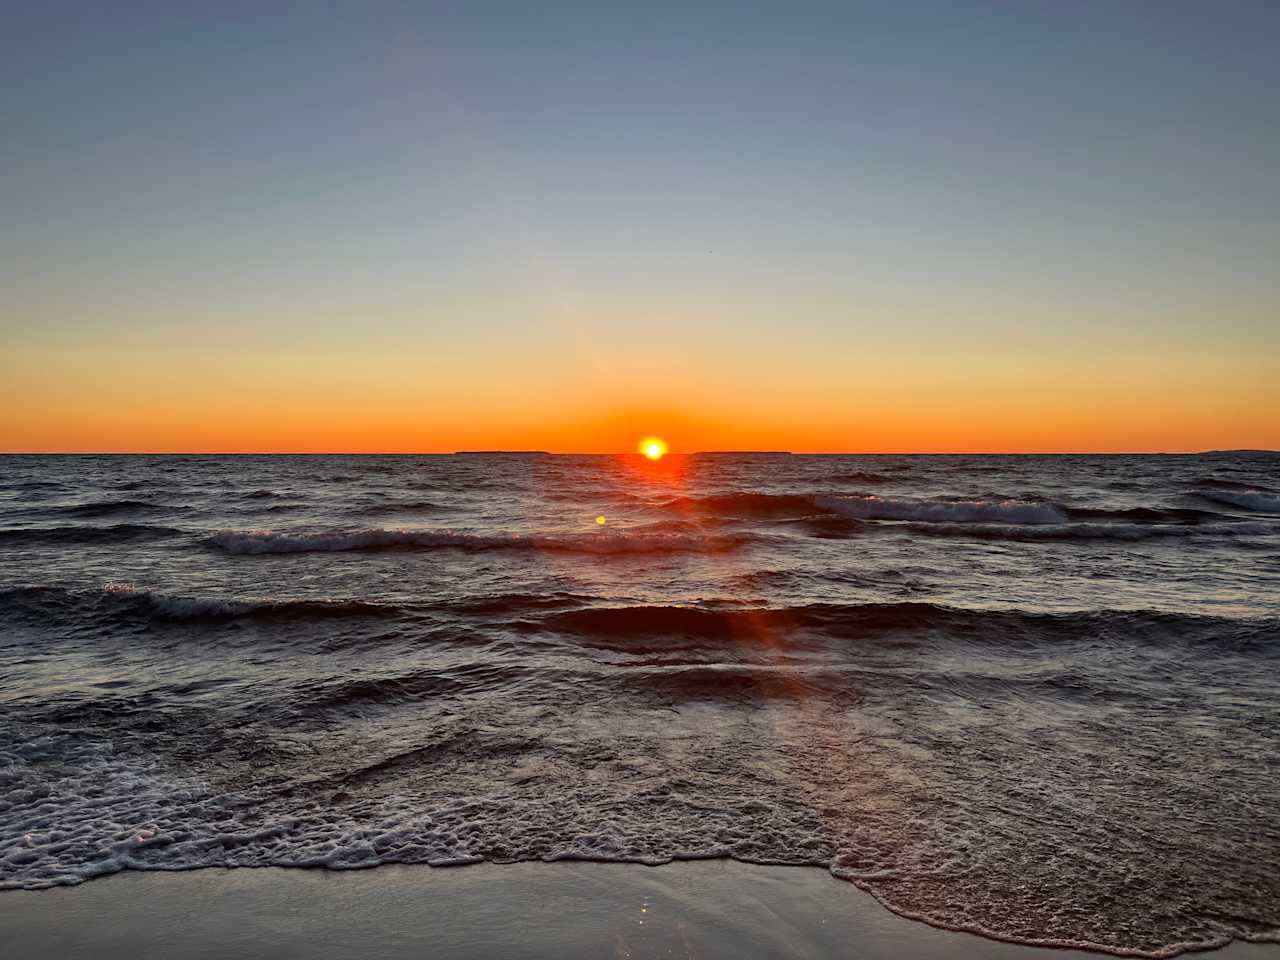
[2,453,1278,956]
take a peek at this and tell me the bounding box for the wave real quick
[612,663,850,700]
[1196,476,1277,493]
[0,584,403,624]
[658,491,1255,537]
[438,591,593,616]
[26,499,165,519]
[0,585,610,630]
[2,479,66,492]
[0,524,184,546]
[835,471,897,484]
[664,491,1067,525]
[1196,489,1280,513]
[534,601,1271,646]
[661,493,826,518]
[820,495,1067,524]
[209,526,755,556]
[1,733,1272,957]
[1065,506,1223,524]
[888,520,1280,543]
[299,663,544,712]
[349,499,450,516]
[792,518,1249,544]
[537,601,950,641]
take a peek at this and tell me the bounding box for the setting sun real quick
[639,437,668,460]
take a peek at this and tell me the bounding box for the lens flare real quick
[639,437,668,460]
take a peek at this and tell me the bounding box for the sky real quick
[2,1,1277,453]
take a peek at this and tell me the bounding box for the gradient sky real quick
[2,1,1277,452]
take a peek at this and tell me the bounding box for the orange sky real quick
[2,326,1275,453]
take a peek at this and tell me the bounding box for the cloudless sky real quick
[2,1,1277,451]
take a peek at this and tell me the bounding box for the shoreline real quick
[2,860,1275,960]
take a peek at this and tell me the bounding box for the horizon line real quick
[1,449,1276,457]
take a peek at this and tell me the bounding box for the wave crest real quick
[819,495,1068,525]
[1197,489,1280,513]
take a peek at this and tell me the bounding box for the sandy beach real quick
[2,861,1275,960]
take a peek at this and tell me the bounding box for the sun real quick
[639,436,668,461]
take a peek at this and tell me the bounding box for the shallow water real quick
[2,453,1278,956]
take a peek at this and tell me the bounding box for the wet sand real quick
[1,860,1275,959]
